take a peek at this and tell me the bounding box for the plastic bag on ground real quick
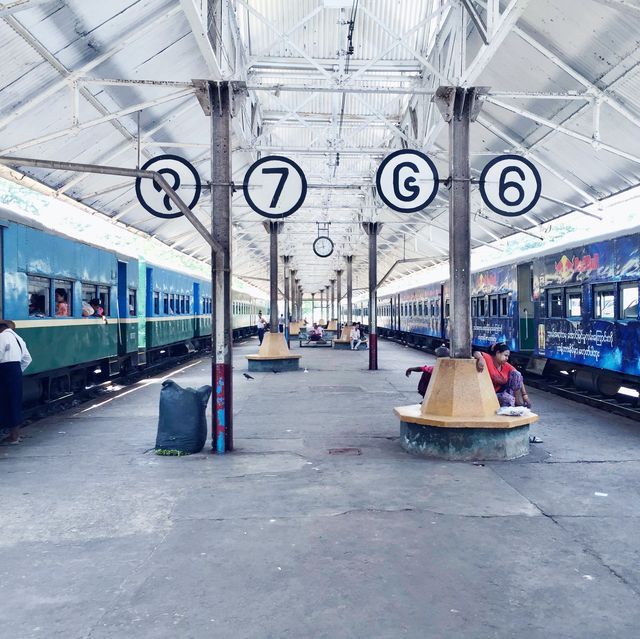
[496,406,535,417]
[155,380,212,454]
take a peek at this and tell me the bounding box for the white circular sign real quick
[135,154,201,219]
[376,149,439,213]
[243,156,307,219]
[479,155,542,217]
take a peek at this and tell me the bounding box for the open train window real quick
[128,290,137,316]
[593,285,615,319]
[489,295,498,317]
[619,283,638,320]
[444,299,450,318]
[547,288,563,318]
[478,296,487,317]
[499,295,509,316]
[471,298,478,317]
[565,288,582,319]
[54,280,72,317]
[153,291,160,315]
[97,287,110,316]
[163,293,169,315]
[28,275,50,317]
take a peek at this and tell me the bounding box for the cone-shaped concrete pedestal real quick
[246,332,302,372]
[394,359,538,460]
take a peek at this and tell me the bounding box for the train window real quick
[186,296,191,314]
[444,299,450,318]
[471,298,478,317]
[169,294,176,315]
[548,289,563,318]
[97,287,110,316]
[153,292,160,315]
[489,295,498,317]
[54,280,72,317]
[565,288,582,318]
[620,283,638,320]
[128,290,136,316]
[163,293,169,315]
[499,295,509,317]
[478,297,486,317]
[594,286,615,319]
[28,275,50,317]
[413,302,417,316]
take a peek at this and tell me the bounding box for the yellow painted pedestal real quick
[394,359,539,460]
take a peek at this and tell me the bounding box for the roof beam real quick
[0,0,51,17]
[0,5,183,132]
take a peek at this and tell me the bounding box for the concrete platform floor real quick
[2,338,640,638]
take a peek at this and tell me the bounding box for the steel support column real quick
[311,292,315,323]
[363,223,382,371]
[345,256,353,324]
[293,277,300,320]
[209,81,235,454]
[266,221,282,334]
[435,86,484,359]
[283,255,290,346]
[330,279,335,321]
[325,285,330,322]
[320,288,324,323]
[336,270,343,326]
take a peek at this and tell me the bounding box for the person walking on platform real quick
[473,342,532,408]
[278,313,285,333]
[256,311,267,346]
[0,320,32,444]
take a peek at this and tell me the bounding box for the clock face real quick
[313,236,334,258]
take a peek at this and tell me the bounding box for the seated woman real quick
[473,342,531,408]
[55,288,69,316]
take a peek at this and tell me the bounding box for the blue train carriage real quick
[533,229,640,386]
[144,263,202,362]
[0,206,119,401]
[194,276,212,344]
[397,282,445,348]
[232,290,258,340]
[470,263,520,353]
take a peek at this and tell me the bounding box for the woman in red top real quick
[473,342,531,408]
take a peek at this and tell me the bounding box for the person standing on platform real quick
[278,313,285,333]
[0,320,32,444]
[256,311,267,346]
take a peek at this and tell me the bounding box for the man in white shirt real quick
[0,321,32,444]
[256,311,267,345]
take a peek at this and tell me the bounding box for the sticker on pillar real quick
[479,155,541,217]
[376,150,439,213]
[135,154,202,219]
[243,156,307,219]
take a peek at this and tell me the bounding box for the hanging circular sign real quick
[243,155,307,219]
[135,154,201,219]
[479,154,542,217]
[375,149,439,213]
[313,236,334,258]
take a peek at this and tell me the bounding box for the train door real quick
[517,263,535,350]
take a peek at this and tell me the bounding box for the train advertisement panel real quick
[535,235,640,376]
[471,264,518,351]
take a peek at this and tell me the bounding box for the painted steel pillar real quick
[336,269,343,326]
[325,285,330,322]
[363,222,382,371]
[290,270,297,322]
[320,288,324,323]
[435,87,484,359]
[282,256,290,346]
[267,221,282,334]
[311,292,315,323]
[293,278,300,320]
[330,279,336,321]
[345,256,353,324]
[209,81,235,454]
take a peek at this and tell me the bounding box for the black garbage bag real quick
[155,380,212,454]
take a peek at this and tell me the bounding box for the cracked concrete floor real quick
[1,338,640,638]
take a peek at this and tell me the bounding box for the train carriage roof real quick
[1,1,640,295]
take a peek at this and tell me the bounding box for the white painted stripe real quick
[76,359,204,414]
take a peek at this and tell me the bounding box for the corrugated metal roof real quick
[1,0,640,295]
